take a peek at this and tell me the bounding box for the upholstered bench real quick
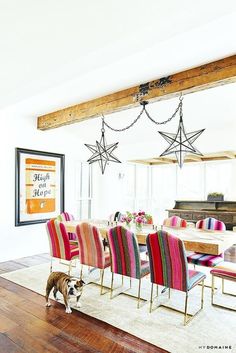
[210,262,236,311]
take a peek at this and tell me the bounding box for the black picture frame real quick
[15,148,65,226]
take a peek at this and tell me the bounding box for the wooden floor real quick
[0,254,168,353]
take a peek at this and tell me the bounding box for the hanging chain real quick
[102,94,183,131]
[102,105,145,132]
[144,97,182,125]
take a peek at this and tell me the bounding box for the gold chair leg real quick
[130,277,132,289]
[184,292,189,326]
[201,279,204,309]
[156,284,159,296]
[50,257,53,273]
[222,278,225,294]
[68,261,72,276]
[168,288,171,299]
[100,269,105,295]
[211,275,215,305]
[150,283,154,313]
[110,272,114,299]
[137,278,141,309]
[80,264,83,280]
[122,275,124,286]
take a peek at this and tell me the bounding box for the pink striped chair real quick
[107,226,150,308]
[57,212,77,241]
[46,219,79,275]
[163,215,187,228]
[146,230,206,325]
[187,218,225,268]
[76,222,111,294]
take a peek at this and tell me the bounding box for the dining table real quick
[63,220,236,256]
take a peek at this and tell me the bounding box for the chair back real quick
[146,230,189,292]
[57,212,76,240]
[163,215,187,228]
[108,226,142,279]
[46,219,72,261]
[76,222,106,269]
[196,217,226,231]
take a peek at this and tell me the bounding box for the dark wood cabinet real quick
[167,200,236,230]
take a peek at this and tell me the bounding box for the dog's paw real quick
[45,301,51,307]
[65,307,72,314]
[76,302,82,308]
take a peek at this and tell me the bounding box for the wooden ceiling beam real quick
[37,55,236,130]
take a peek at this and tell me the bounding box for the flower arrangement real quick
[121,210,153,229]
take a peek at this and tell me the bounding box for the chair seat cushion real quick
[187,252,223,267]
[140,260,150,278]
[188,269,206,290]
[210,262,236,279]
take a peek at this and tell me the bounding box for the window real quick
[75,162,92,219]
[177,163,204,200]
[205,161,233,199]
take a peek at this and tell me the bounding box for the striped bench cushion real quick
[187,253,223,267]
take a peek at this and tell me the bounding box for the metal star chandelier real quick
[85,94,205,173]
[158,95,205,168]
[85,119,121,174]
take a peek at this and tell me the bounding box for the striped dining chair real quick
[57,212,77,241]
[107,226,150,308]
[187,218,225,268]
[76,222,111,294]
[163,215,187,228]
[46,219,79,275]
[146,230,206,325]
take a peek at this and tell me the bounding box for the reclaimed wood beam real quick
[38,55,236,130]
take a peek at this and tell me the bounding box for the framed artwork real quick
[15,148,65,226]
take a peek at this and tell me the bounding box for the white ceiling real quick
[1,1,236,160]
[0,0,236,109]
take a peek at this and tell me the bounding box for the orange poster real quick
[25,158,56,214]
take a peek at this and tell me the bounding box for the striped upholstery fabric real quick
[46,219,79,261]
[108,226,150,279]
[210,262,236,280]
[187,252,223,267]
[76,222,111,269]
[57,212,76,240]
[196,217,226,231]
[146,230,206,292]
[187,217,225,267]
[163,216,187,228]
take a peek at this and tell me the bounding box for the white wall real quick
[0,101,86,262]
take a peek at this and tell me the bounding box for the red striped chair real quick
[57,212,77,241]
[163,215,187,229]
[76,222,111,294]
[146,230,206,325]
[46,219,79,275]
[187,218,225,268]
[107,226,150,308]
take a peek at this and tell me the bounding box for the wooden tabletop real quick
[63,221,236,256]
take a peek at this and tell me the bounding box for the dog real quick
[45,272,85,313]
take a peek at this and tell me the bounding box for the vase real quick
[135,223,143,232]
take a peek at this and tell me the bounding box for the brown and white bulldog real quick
[45,272,85,313]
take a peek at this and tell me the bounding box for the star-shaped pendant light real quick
[85,120,121,174]
[158,96,205,168]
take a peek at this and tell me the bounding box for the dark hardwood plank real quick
[0,276,167,353]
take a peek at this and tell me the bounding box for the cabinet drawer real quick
[192,213,205,221]
[219,214,233,223]
[181,213,192,220]
[206,214,219,220]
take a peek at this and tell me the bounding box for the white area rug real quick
[1,262,235,353]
